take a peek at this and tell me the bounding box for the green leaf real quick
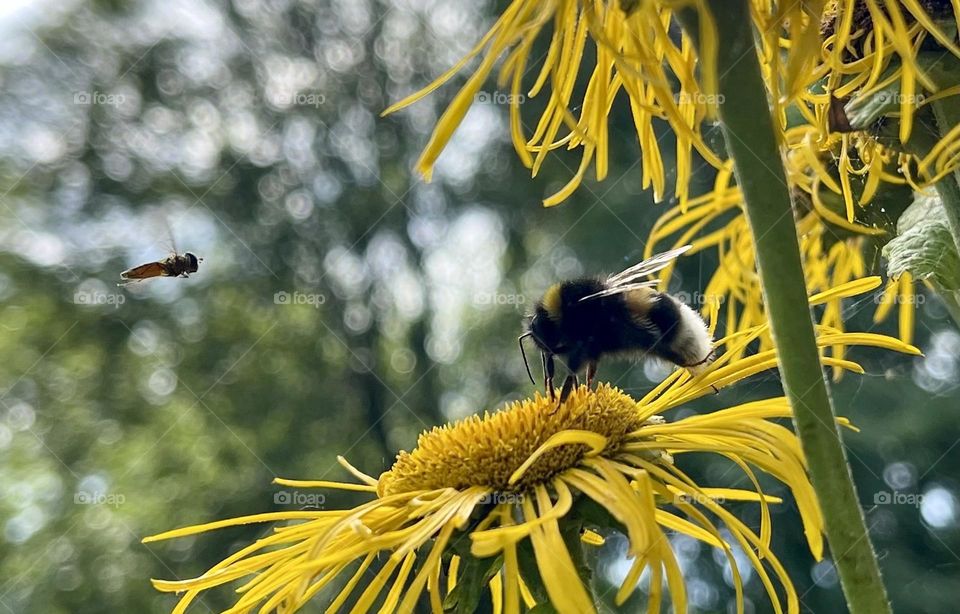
[883,193,960,290]
[515,536,549,606]
[843,83,902,130]
[442,547,502,614]
[843,53,960,130]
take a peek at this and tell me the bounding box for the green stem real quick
[680,3,892,613]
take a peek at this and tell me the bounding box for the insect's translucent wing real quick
[578,281,660,302]
[609,270,668,288]
[160,215,178,256]
[133,209,178,257]
[606,245,692,286]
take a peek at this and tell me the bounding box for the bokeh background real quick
[0,1,958,612]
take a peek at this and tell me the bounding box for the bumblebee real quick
[519,246,714,403]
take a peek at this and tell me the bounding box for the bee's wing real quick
[605,245,692,286]
[578,281,660,302]
[120,261,167,281]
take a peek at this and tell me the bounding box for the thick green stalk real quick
[679,3,892,613]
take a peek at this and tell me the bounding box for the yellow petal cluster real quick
[383,0,958,355]
[647,166,922,367]
[790,1,960,224]
[383,0,825,207]
[816,0,960,144]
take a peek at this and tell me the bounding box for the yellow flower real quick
[144,279,919,614]
[817,0,960,143]
[791,2,960,219]
[647,163,920,375]
[376,0,949,349]
[671,1,960,362]
[382,0,825,207]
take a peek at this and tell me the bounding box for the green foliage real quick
[842,53,960,131]
[442,549,502,614]
[884,193,960,289]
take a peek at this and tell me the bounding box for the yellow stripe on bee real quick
[542,283,563,318]
[624,287,656,318]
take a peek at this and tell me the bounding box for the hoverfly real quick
[118,218,203,285]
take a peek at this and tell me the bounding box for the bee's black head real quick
[518,307,562,386]
[185,252,201,273]
[528,306,563,354]
[527,282,566,351]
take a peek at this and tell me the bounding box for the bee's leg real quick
[544,353,556,400]
[555,375,575,408]
[585,361,597,389]
[689,348,716,367]
[680,349,717,393]
[550,375,574,414]
[663,347,716,374]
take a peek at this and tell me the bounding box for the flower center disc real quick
[379,384,644,496]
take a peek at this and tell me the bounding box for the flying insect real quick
[119,252,202,284]
[518,246,714,403]
[118,219,203,285]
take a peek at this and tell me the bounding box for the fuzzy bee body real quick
[520,246,714,401]
[530,281,710,373]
